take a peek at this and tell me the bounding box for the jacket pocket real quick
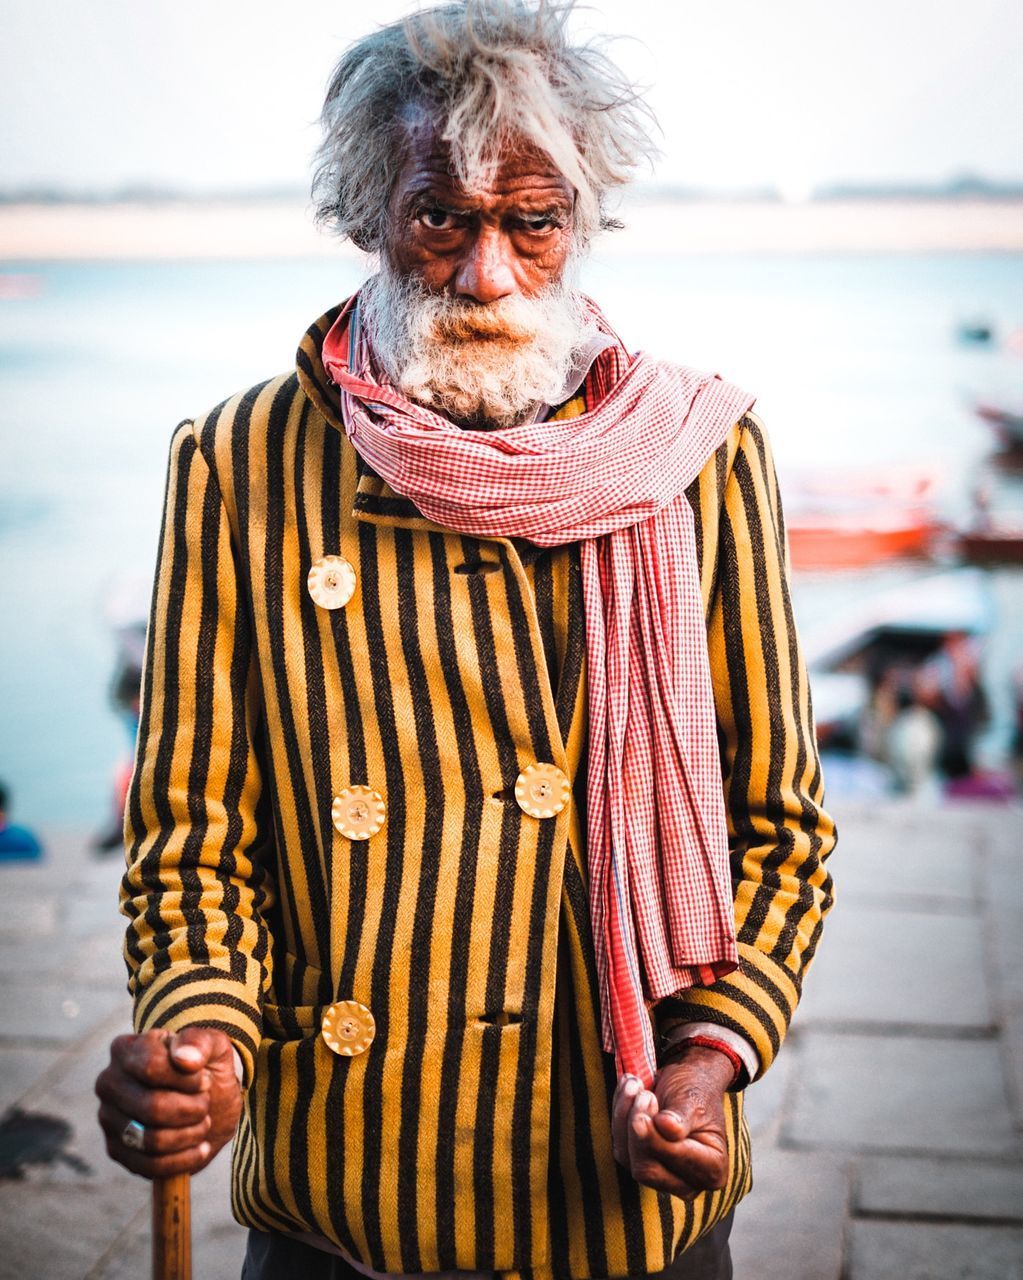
[260,1000,322,1041]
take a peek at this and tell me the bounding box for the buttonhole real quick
[477,1010,522,1028]
[491,786,517,803]
[454,561,501,575]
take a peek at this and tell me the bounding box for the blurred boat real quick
[787,509,939,571]
[784,466,941,571]
[955,521,1023,564]
[956,317,994,344]
[974,398,1023,448]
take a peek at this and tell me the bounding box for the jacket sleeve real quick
[654,411,837,1081]
[120,419,276,1085]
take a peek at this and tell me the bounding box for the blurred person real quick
[857,668,900,763]
[1011,664,1023,790]
[885,681,943,801]
[94,4,837,1278]
[93,615,147,853]
[922,632,991,780]
[0,780,43,861]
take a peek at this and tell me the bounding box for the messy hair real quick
[311,0,658,251]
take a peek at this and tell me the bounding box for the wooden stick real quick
[153,1173,191,1280]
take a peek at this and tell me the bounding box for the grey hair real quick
[311,0,658,251]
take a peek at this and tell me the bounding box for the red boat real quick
[787,508,940,571]
[783,467,942,571]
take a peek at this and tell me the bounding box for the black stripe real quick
[717,506,758,885]
[558,872,611,1276]
[429,531,486,1268]
[495,541,565,1264]
[553,546,586,746]
[139,429,198,971]
[322,431,365,1260]
[261,1042,286,1225]
[464,536,528,1267]
[357,516,409,1272]
[546,983,571,1277]
[261,380,330,963]
[293,399,333,995]
[122,420,192,966]
[496,542,554,759]
[393,524,448,1271]
[176,457,222,966]
[532,551,559,696]
[730,446,791,942]
[685,469,705,582]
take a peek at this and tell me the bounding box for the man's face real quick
[385,116,576,302]
[359,113,593,430]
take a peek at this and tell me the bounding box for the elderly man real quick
[95,3,836,1278]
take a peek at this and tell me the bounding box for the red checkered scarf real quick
[322,293,754,1086]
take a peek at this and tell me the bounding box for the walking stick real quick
[153,1173,191,1280]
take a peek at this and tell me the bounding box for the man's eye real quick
[418,208,459,231]
[520,216,559,233]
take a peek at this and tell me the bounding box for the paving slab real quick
[0,932,128,989]
[0,897,58,940]
[849,1219,1023,1280]
[855,1154,1023,1222]
[744,1035,793,1140]
[0,1045,63,1112]
[796,906,994,1032]
[827,809,982,908]
[985,831,1023,1011]
[0,979,126,1045]
[0,1180,147,1280]
[62,892,124,940]
[729,1147,850,1280]
[785,1033,1019,1157]
[1003,1011,1023,1129]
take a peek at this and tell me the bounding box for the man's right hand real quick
[95,1027,242,1180]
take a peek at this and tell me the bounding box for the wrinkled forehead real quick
[390,108,575,210]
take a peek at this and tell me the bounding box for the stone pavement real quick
[0,804,1021,1279]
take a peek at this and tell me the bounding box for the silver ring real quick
[121,1119,146,1151]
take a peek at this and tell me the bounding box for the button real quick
[308,555,356,610]
[332,786,386,840]
[514,763,570,819]
[321,1000,375,1056]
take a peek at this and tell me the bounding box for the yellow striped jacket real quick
[121,304,837,1278]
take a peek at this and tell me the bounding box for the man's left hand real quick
[611,1046,732,1199]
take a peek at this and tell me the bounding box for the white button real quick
[308,555,356,610]
[332,786,386,840]
[514,763,570,819]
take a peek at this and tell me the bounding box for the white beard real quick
[357,262,597,429]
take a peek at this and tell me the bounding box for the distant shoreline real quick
[1,197,1022,260]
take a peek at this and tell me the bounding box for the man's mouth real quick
[433,318,535,347]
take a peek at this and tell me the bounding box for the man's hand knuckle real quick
[139,1093,166,1125]
[139,1055,163,1085]
[110,1034,134,1060]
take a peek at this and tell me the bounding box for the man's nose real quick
[454,229,517,303]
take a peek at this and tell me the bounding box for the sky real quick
[1,0,1021,200]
